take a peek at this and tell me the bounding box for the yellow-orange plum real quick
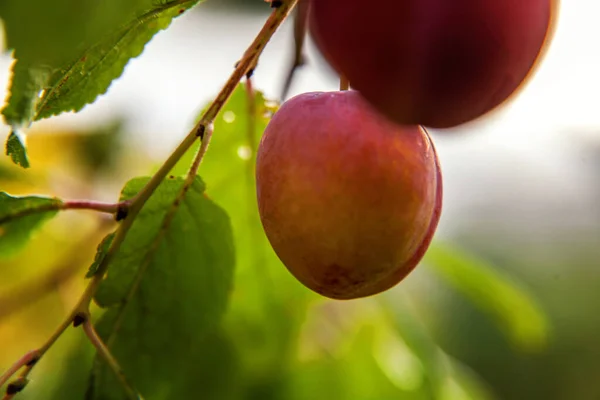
[255,91,442,300]
[308,0,557,128]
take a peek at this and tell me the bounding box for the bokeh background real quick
[1,0,599,399]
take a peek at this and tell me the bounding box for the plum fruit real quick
[255,90,442,300]
[308,0,557,128]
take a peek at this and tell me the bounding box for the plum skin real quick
[308,0,557,129]
[255,91,442,300]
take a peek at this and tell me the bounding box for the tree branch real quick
[0,200,125,225]
[340,75,349,91]
[0,352,38,391]
[82,318,140,400]
[0,2,298,397]
[280,0,309,100]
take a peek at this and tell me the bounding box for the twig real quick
[0,200,125,225]
[0,352,38,390]
[82,318,140,400]
[2,376,28,400]
[0,2,299,397]
[339,75,349,91]
[62,200,123,214]
[188,124,214,178]
[0,313,72,397]
[280,0,309,100]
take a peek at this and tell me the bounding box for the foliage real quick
[89,177,235,400]
[0,0,202,167]
[0,191,61,257]
[424,243,549,352]
[4,131,29,168]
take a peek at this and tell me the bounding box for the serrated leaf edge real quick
[34,0,199,121]
[4,130,30,168]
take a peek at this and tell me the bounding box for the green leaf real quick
[0,192,62,257]
[88,176,236,400]
[5,131,30,168]
[1,0,143,65]
[158,328,242,400]
[424,242,550,352]
[2,61,51,127]
[35,1,200,120]
[86,233,116,278]
[1,0,202,129]
[379,294,497,400]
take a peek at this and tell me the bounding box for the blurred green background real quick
[1,0,600,399]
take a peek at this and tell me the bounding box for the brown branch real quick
[340,75,349,91]
[0,352,38,391]
[0,200,124,225]
[82,318,139,400]
[280,0,309,100]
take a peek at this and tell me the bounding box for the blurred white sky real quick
[501,0,600,132]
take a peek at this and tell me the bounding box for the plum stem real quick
[0,352,38,392]
[82,317,141,400]
[340,75,349,91]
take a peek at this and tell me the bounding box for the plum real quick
[255,90,442,300]
[308,0,557,128]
